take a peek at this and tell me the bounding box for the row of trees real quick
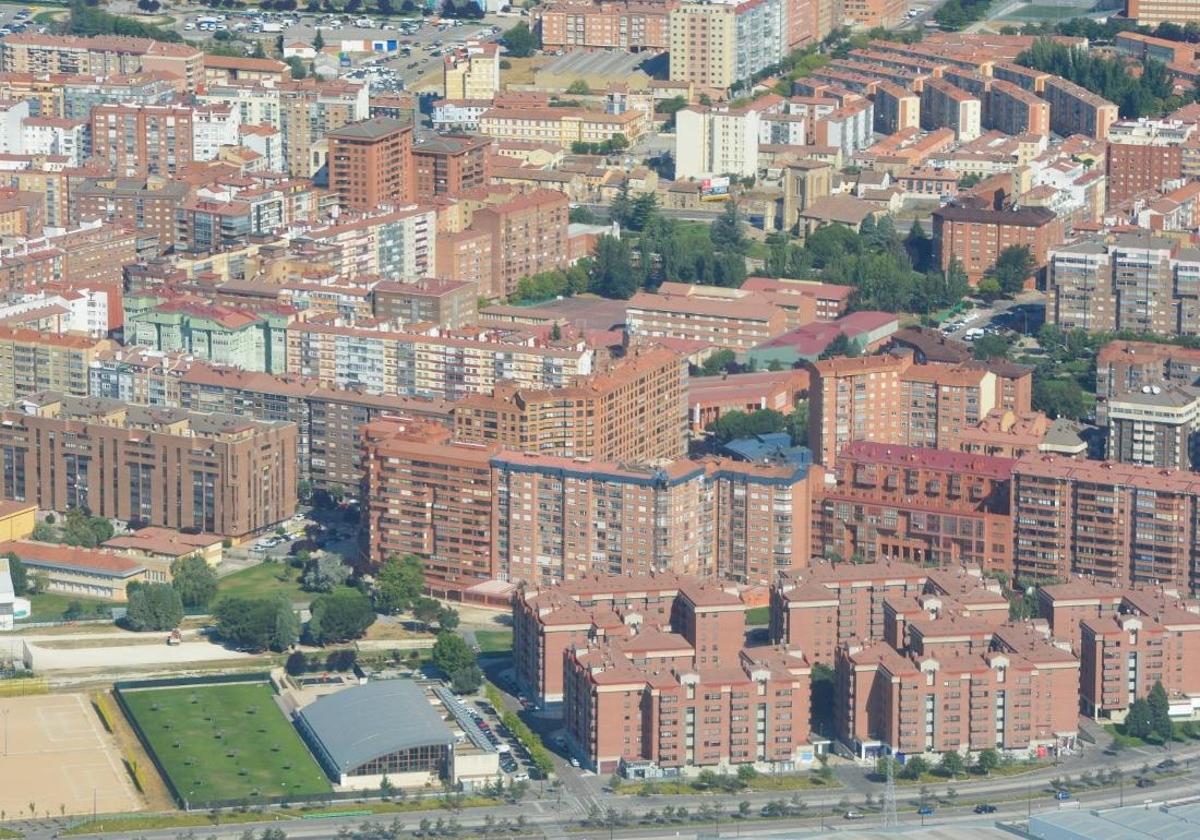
[66,0,182,42]
[1124,681,1175,743]
[1016,39,1189,119]
[761,217,969,316]
[934,0,993,31]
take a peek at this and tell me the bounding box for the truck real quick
[260,22,283,33]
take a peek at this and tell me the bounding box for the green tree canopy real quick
[374,554,425,614]
[709,409,787,444]
[307,589,376,645]
[127,583,184,632]
[214,595,298,652]
[170,554,218,609]
[4,552,27,597]
[432,631,475,676]
[504,22,536,58]
[992,245,1035,296]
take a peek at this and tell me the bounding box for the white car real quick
[569,757,580,768]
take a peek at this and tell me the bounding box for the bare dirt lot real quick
[0,693,141,817]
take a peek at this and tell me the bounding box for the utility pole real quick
[882,748,898,829]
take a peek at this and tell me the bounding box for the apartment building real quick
[297,206,436,281]
[1011,454,1200,592]
[899,362,996,451]
[372,279,478,330]
[1047,236,1200,337]
[0,34,203,90]
[412,134,489,199]
[452,345,688,462]
[815,442,1015,574]
[1079,588,1200,720]
[73,176,190,252]
[733,0,785,88]
[872,81,920,135]
[1125,0,1200,26]
[1105,118,1196,204]
[668,3,736,90]
[1096,340,1200,411]
[469,189,570,300]
[286,323,593,399]
[443,42,500,99]
[987,80,1050,137]
[0,392,296,537]
[90,103,195,177]
[536,2,674,52]
[808,354,908,467]
[674,105,760,179]
[932,200,1063,281]
[769,560,930,665]
[836,621,1080,759]
[921,78,982,142]
[477,106,643,146]
[362,419,496,595]
[0,327,114,405]
[841,0,905,27]
[129,299,289,374]
[326,117,415,212]
[556,575,815,771]
[515,573,746,705]
[1041,76,1118,141]
[626,282,788,350]
[1106,384,1200,470]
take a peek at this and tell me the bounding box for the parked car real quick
[569,757,580,768]
[844,811,865,820]
[1137,778,1156,788]
[974,804,997,814]
[1054,791,1071,801]
[917,805,934,816]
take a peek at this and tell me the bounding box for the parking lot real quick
[169,8,515,90]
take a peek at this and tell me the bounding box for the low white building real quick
[192,103,243,161]
[0,99,29,155]
[22,117,87,165]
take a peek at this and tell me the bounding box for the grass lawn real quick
[19,591,112,622]
[119,683,330,803]
[0,829,21,839]
[475,629,513,654]
[216,562,312,604]
[745,606,770,626]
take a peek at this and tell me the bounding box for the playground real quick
[0,693,141,818]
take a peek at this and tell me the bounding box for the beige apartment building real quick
[626,282,788,350]
[668,3,736,91]
[476,107,643,145]
[1125,0,1200,26]
[443,43,500,100]
[0,328,115,405]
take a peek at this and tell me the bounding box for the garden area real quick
[616,763,839,796]
[118,682,330,804]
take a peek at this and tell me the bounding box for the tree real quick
[628,192,658,232]
[301,554,351,593]
[450,664,482,693]
[992,245,1035,296]
[127,583,184,632]
[432,631,475,676]
[1033,378,1089,420]
[975,748,1000,776]
[285,650,308,676]
[972,333,1012,361]
[504,22,535,58]
[697,349,737,377]
[588,235,639,299]
[1148,680,1173,741]
[214,595,298,652]
[709,201,747,253]
[437,607,460,633]
[374,554,424,614]
[170,555,217,609]
[819,332,862,361]
[709,409,787,444]
[1125,697,1154,739]
[899,755,928,780]
[905,220,933,273]
[736,764,758,784]
[313,28,324,51]
[566,79,590,95]
[307,589,376,645]
[31,521,56,542]
[940,751,965,778]
[285,56,308,79]
[4,553,27,597]
[410,596,442,630]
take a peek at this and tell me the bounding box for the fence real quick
[114,672,272,692]
[0,675,48,697]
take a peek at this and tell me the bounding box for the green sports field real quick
[120,683,331,803]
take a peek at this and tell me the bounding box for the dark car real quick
[1137,778,1156,788]
[917,805,934,816]
[974,804,997,814]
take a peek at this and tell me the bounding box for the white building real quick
[192,103,242,161]
[0,99,29,154]
[432,99,491,131]
[21,116,87,165]
[675,105,761,179]
[239,124,283,172]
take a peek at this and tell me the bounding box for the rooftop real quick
[297,680,453,774]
